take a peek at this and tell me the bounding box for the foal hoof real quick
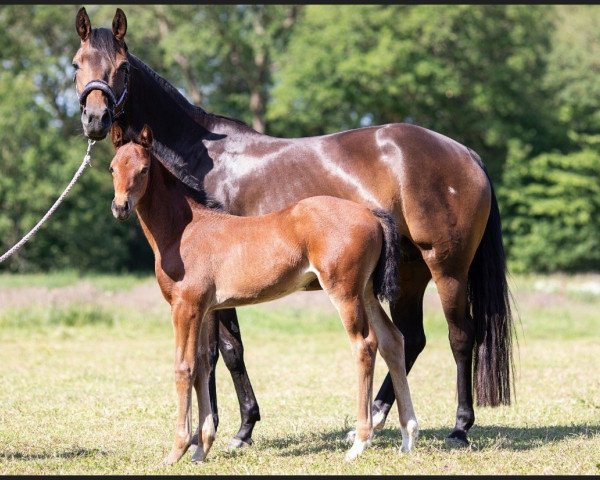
[400,419,419,453]
[445,430,470,449]
[227,437,253,452]
[345,437,372,462]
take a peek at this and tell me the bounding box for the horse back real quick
[204,122,490,254]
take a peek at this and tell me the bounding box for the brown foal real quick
[109,124,418,463]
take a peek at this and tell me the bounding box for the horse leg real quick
[365,294,418,453]
[189,308,260,451]
[332,296,378,462]
[191,311,218,463]
[430,269,475,448]
[371,257,431,431]
[217,308,261,450]
[163,300,203,465]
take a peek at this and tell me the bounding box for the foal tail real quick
[468,155,516,407]
[371,209,402,303]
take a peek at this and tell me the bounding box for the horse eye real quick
[108,166,114,173]
[140,167,149,175]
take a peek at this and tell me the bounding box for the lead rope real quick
[0,139,96,264]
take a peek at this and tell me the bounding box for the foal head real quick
[110,124,154,221]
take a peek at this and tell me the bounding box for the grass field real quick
[0,272,598,475]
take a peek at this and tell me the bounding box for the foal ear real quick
[140,124,153,149]
[111,123,124,149]
[76,7,91,42]
[112,8,127,42]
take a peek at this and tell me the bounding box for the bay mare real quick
[73,7,514,449]
[109,124,418,463]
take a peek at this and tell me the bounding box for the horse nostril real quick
[101,110,111,125]
[123,200,129,212]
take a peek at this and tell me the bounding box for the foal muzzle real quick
[111,199,131,221]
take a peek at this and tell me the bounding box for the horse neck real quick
[123,54,210,135]
[135,158,198,254]
[123,54,254,147]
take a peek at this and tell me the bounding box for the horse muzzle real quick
[81,105,112,140]
[79,79,125,140]
[111,199,131,221]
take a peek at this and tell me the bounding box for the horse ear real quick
[112,8,127,42]
[140,124,153,149]
[76,7,91,42]
[111,123,124,149]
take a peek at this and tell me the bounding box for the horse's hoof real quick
[445,430,470,449]
[346,429,357,443]
[191,448,207,463]
[227,437,253,452]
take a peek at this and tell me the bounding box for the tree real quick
[500,144,600,273]
[267,5,562,182]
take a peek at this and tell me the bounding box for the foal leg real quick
[164,300,202,466]
[192,313,218,463]
[365,295,419,453]
[371,258,431,431]
[333,296,378,462]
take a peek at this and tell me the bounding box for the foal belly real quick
[214,268,318,309]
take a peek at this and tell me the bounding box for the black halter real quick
[78,75,128,120]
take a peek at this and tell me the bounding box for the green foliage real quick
[500,145,600,273]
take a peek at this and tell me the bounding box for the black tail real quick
[468,164,516,407]
[371,209,402,303]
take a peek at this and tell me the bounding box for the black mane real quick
[119,125,223,211]
[151,141,224,211]
[128,53,251,130]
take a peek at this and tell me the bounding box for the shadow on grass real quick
[0,447,107,461]
[258,423,599,457]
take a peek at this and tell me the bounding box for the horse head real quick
[73,7,129,140]
[110,124,153,220]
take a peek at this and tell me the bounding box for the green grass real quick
[0,273,598,475]
[0,270,148,291]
